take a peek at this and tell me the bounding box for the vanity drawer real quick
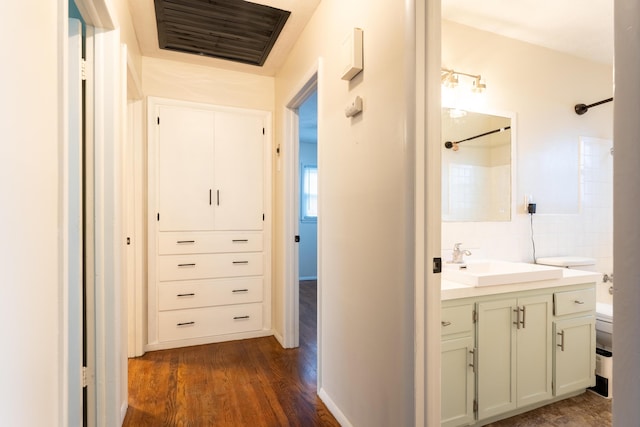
[158,252,263,281]
[158,231,263,255]
[158,277,263,311]
[554,288,596,316]
[158,303,263,342]
[441,304,474,337]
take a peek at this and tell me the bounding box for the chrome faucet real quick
[451,243,472,264]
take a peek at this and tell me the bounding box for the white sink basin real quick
[442,260,563,287]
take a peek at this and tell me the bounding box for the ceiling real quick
[128,0,613,78]
[128,0,321,76]
[442,0,614,65]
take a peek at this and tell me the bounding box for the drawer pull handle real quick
[232,239,249,243]
[557,330,565,352]
[233,261,249,265]
[176,240,195,244]
[232,289,249,293]
[177,293,195,297]
[441,321,452,327]
[469,349,476,372]
[574,300,585,304]
[178,263,196,267]
[233,315,250,320]
[177,321,195,327]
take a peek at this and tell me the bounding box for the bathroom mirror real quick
[442,108,514,222]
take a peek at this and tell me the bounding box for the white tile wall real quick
[442,137,613,289]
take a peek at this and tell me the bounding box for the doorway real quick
[283,69,319,355]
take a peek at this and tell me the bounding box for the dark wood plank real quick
[123,280,339,426]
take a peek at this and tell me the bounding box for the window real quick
[301,164,317,222]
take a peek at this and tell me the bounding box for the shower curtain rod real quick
[444,125,511,149]
[575,97,613,115]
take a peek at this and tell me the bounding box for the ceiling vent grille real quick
[154,0,291,66]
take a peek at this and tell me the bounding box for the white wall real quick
[142,56,274,111]
[441,22,614,279]
[0,2,64,425]
[274,0,415,425]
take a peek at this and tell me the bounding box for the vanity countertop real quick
[441,268,601,301]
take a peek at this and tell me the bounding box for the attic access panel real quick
[154,0,291,66]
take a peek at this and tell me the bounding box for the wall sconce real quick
[441,68,486,92]
[441,68,487,114]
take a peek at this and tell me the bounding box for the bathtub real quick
[596,281,613,351]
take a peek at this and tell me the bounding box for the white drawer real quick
[554,288,595,316]
[158,231,263,255]
[158,252,263,281]
[441,304,474,337]
[158,277,263,311]
[158,303,263,342]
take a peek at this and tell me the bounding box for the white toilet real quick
[536,256,613,398]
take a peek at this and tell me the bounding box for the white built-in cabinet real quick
[147,97,272,351]
[441,282,595,427]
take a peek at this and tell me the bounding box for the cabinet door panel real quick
[214,112,264,230]
[158,106,215,231]
[477,299,517,420]
[442,336,475,427]
[554,316,596,396]
[516,295,553,407]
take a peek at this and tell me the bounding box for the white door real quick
[213,111,264,231]
[68,18,84,426]
[157,106,215,231]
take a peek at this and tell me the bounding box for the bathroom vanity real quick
[441,266,599,427]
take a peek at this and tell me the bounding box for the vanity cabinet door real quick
[477,295,552,420]
[441,336,475,427]
[516,295,553,407]
[477,298,517,420]
[554,316,596,396]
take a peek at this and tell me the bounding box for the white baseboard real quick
[273,329,285,348]
[318,387,352,427]
[120,402,128,424]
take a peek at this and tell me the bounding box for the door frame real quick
[282,62,321,360]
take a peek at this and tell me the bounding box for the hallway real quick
[123,281,338,426]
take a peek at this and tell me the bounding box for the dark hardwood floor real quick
[123,280,339,426]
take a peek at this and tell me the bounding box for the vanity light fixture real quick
[441,68,486,92]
